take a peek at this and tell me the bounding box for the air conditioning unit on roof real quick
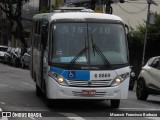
[54,7,93,13]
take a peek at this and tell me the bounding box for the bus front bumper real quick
[46,77,129,100]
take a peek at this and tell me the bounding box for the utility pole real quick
[142,0,158,66]
[90,0,95,10]
[104,0,125,14]
[142,3,150,67]
[49,0,51,12]
[105,0,113,14]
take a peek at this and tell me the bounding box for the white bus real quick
[30,10,130,108]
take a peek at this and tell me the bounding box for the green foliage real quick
[0,0,29,53]
[130,13,160,48]
[39,8,50,13]
[130,24,145,43]
[129,12,160,77]
[0,0,29,4]
[0,0,30,17]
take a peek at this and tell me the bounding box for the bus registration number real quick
[82,90,96,96]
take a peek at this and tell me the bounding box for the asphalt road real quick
[0,63,160,120]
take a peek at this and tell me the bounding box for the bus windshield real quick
[50,23,128,65]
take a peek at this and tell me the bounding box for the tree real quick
[129,12,160,77]
[0,0,30,55]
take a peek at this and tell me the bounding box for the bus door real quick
[34,21,42,87]
[33,20,45,88]
[39,21,48,90]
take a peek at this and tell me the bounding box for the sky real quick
[112,1,160,28]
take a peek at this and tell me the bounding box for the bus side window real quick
[33,21,41,50]
[41,21,49,48]
[33,21,38,48]
[37,21,41,50]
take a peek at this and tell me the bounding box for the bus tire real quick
[36,84,43,97]
[110,100,120,108]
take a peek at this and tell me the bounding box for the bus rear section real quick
[31,12,130,108]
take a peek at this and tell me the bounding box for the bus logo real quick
[68,71,76,78]
[88,81,92,86]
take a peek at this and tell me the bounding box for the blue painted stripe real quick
[50,67,63,74]
[50,67,90,81]
[62,70,90,81]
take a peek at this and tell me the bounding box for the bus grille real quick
[67,79,112,87]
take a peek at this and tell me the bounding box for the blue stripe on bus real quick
[62,70,90,81]
[50,67,63,74]
[50,67,90,81]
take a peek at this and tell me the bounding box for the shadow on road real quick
[146,100,160,104]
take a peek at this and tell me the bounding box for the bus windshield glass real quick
[51,23,128,65]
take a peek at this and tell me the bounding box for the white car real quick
[0,45,8,62]
[136,56,160,100]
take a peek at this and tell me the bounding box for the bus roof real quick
[33,12,124,23]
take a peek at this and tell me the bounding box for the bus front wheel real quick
[110,100,120,108]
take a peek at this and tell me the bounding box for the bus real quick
[30,9,130,108]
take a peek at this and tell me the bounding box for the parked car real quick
[21,48,30,69]
[129,66,136,90]
[10,47,21,67]
[4,47,12,64]
[136,56,160,100]
[0,45,8,62]
[6,47,16,65]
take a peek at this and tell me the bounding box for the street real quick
[0,63,160,120]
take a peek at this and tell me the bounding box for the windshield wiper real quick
[91,35,111,67]
[68,37,88,67]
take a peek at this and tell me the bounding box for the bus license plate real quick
[82,90,96,96]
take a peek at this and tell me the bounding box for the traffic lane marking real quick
[60,113,86,120]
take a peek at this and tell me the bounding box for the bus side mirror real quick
[41,25,47,48]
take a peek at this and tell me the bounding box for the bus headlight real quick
[58,77,64,83]
[48,71,68,86]
[110,72,129,87]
